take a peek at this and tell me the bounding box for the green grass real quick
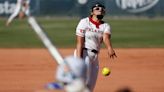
[110,19,164,48]
[0,17,164,48]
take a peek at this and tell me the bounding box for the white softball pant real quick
[83,49,99,92]
[74,49,99,92]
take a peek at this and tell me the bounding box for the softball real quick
[102,67,111,76]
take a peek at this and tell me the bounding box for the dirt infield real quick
[0,48,164,92]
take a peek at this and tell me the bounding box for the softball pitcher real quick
[75,2,117,92]
[6,0,30,26]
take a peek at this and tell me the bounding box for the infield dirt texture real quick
[0,48,164,92]
[0,17,164,92]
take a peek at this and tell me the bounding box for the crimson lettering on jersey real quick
[85,28,103,33]
[80,29,84,33]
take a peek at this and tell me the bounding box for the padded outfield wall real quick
[0,0,164,17]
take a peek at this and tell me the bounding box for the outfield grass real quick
[0,17,164,48]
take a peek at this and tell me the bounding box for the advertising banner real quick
[0,0,163,17]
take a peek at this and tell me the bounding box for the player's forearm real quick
[76,36,84,58]
[103,33,117,58]
[76,45,83,58]
[103,33,113,50]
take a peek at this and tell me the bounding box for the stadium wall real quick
[0,0,164,17]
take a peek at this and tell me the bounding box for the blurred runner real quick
[6,0,30,26]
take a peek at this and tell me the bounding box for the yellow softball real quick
[102,67,111,76]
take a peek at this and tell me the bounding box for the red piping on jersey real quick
[89,17,102,28]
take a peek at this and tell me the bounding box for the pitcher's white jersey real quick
[76,17,111,51]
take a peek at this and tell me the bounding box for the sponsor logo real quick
[0,1,16,15]
[116,0,159,13]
